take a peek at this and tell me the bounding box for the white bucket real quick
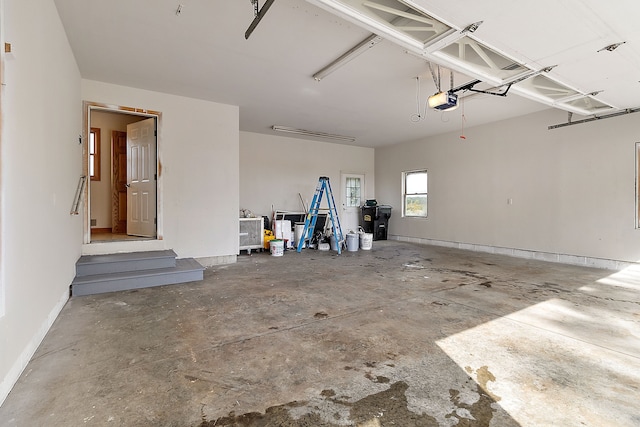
[294,222,305,247]
[269,239,284,256]
[274,220,292,248]
[346,233,359,252]
[360,233,373,250]
[330,235,338,251]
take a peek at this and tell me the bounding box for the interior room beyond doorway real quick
[88,108,158,243]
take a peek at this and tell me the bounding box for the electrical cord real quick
[410,76,429,122]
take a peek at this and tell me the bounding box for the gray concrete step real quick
[71,258,204,296]
[75,250,178,277]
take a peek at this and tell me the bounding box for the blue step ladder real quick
[297,177,344,254]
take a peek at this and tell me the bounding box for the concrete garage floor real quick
[1,240,639,426]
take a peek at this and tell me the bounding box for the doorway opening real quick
[83,102,162,244]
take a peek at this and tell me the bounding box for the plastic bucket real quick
[269,239,284,256]
[346,233,359,252]
[360,233,373,250]
[294,222,305,247]
[330,235,338,251]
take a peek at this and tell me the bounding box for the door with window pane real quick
[341,173,364,233]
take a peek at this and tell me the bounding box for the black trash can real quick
[360,206,377,234]
[375,205,392,240]
[360,205,392,241]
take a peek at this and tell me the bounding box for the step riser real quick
[72,269,203,296]
[72,251,204,297]
[76,257,176,277]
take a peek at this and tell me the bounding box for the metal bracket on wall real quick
[245,0,276,39]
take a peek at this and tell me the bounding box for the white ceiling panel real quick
[52,0,640,146]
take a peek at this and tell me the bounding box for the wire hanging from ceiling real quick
[459,97,467,139]
[410,76,429,122]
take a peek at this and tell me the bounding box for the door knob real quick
[125,183,131,188]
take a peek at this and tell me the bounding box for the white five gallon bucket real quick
[346,233,359,252]
[269,239,284,256]
[360,233,373,250]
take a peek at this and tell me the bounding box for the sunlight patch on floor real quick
[436,296,640,427]
[594,263,640,290]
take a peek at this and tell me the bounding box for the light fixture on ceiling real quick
[597,42,626,52]
[272,125,356,142]
[313,34,383,81]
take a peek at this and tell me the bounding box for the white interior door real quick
[341,173,364,233]
[127,117,157,237]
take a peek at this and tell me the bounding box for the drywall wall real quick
[239,131,375,221]
[376,107,640,263]
[89,111,144,230]
[82,80,240,261]
[0,0,82,404]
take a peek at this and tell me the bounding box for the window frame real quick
[89,127,101,181]
[403,169,428,218]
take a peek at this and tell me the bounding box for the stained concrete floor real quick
[1,240,639,426]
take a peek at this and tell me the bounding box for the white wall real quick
[89,111,144,229]
[0,0,82,404]
[240,131,375,219]
[376,108,640,264]
[82,80,240,261]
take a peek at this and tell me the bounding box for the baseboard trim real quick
[389,235,634,271]
[196,254,237,267]
[0,289,69,406]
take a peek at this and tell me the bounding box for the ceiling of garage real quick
[53,0,640,147]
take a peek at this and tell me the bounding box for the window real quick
[403,170,428,217]
[89,128,101,181]
[345,177,362,207]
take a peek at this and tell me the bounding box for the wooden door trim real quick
[112,130,127,234]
